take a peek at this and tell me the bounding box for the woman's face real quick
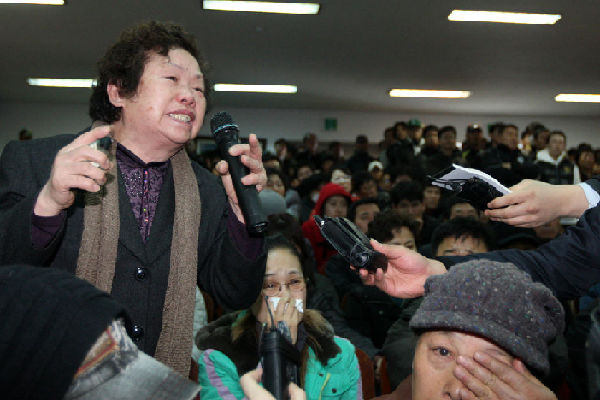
[323,195,348,218]
[254,248,306,325]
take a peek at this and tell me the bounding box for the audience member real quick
[440,196,480,221]
[347,134,374,174]
[476,123,538,186]
[422,184,442,219]
[262,152,281,170]
[351,170,378,199]
[195,236,361,399]
[521,129,534,156]
[268,214,380,359]
[461,123,486,164]
[368,160,384,185]
[382,218,493,388]
[348,197,380,234]
[577,143,596,182]
[536,130,580,185]
[417,125,439,160]
[328,140,345,164]
[330,166,353,194]
[431,217,495,256]
[295,173,328,223]
[421,125,463,175]
[390,181,438,246]
[387,122,416,168]
[296,132,321,166]
[319,152,337,175]
[532,125,550,154]
[379,126,397,168]
[406,118,423,149]
[487,121,504,148]
[383,260,563,399]
[301,182,352,272]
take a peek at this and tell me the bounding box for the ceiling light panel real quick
[448,10,561,25]
[0,0,64,4]
[555,94,600,103]
[389,89,470,98]
[214,84,297,93]
[203,1,319,14]
[27,78,97,88]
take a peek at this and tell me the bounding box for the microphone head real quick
[210,112,238,135]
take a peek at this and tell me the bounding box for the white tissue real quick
[268,297,303,313]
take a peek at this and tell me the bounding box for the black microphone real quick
[210,112,268,236]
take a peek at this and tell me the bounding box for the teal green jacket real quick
[198,335,362,399]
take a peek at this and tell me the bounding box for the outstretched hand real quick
[215,133,267,224]
[485,179,588,228]
[358,240,446,298]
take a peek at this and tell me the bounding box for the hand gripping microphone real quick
[210,112,268,236]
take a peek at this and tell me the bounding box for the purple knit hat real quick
[410,260,564,374]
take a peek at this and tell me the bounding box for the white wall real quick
[2,101,600,153]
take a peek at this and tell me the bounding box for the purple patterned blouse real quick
[116,144,168,241]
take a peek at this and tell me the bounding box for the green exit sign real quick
[324,118,337,131]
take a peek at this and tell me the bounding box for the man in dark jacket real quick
[474,123,538,186]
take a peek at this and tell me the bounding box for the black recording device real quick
[428,165,506,210]
[314,215,387,273]
[260,299,301,400]
[429,176,504,210]
[210,112,268,236]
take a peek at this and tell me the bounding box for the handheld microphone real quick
[210,112,268,236]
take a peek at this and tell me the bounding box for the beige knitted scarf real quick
[76,142,200,376]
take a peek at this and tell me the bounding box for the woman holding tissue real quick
[195,235,361,399]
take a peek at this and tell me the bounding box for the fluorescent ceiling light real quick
[448,10,561,25]
[555,94,600,103]
[214,84,297,93]
[0,0,64,4]
[389,89,470,99]
[203,1,319,14]
[27,78,97,88]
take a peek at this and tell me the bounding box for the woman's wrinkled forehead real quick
[265,247,302,276]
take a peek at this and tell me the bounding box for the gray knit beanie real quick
[410,260,564,374]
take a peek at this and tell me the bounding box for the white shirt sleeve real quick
[579,182,600,209]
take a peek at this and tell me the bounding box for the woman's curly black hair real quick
[89,20,210,124]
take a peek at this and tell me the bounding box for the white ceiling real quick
[2,0,600,117]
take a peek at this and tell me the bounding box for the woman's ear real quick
[107,82,125,108]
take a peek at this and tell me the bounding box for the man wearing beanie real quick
[408,260,562,399]
[0,265,199,400]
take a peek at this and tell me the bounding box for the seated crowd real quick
[191,120,600,399]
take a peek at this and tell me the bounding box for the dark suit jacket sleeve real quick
[439,205,600,299]
[0,139,68,266]
[193,166,266,311]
